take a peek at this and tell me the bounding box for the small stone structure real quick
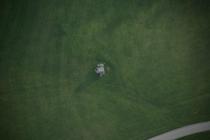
[95,63,105,77]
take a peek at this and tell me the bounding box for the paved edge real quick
[148,121,210,140]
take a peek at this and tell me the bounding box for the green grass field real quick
[0,0,210,139]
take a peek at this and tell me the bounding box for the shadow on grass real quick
[74,69,99,93]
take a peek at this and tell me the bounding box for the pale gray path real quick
[148,121,210,140]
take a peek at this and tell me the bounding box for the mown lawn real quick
[0,0,210,140]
